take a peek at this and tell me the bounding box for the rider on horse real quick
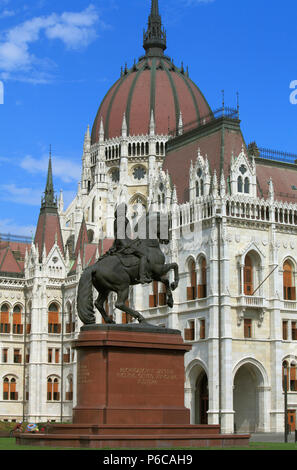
[108,203,151,284]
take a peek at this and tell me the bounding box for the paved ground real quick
[250,432,296,443]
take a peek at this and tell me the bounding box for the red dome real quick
[91,55,212,143]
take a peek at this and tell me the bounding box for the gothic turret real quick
[34,152,65,259]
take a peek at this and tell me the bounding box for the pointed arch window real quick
[66,376,73,401]
[198,257,207,299]
[13,305,23,334]
[47,377,60,401]
[187,260,197,300]
[283,260,296,300]
[244,254,253,295]
[196,181,200,197]
[0,303,10,333]
[91,197,96,223]
[237,176,243,193]
[48,302,61,334]
[3,376,18,401]
[244,177,250,194]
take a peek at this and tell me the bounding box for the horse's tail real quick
[77,266,96,325]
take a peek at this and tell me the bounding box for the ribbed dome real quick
[91,0,212,143]
[91,57,212,143]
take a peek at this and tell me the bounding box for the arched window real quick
[187,260,197,300]
[283,260,296,300]
[48,303,61,334]
[3,376,18,401]
[290,363,297,391]
[13,305,23,334]
[66,303,75,333]
[283,362,289,391]
[198,257,207,298]
[244,254,253,295]
[237,176,243,193]
[244,177,250,194]
[66,376,73,401]
[47,377,60,401]
[200,180,204,196]
[196,181,200,198]
[91,197,96,223]
[0,303,10,333]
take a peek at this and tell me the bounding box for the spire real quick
[143,0,167,56]
[41,147,57,213]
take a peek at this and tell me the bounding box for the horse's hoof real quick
[171,282,178,291]
[167,299,173,308]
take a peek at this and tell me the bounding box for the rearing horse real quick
[77,213,179,325]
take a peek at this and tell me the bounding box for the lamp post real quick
[283,363,288,443]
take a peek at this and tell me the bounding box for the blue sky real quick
[0,0,296,236]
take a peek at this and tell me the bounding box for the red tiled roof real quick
[164,119,245,203]
[0,246,22,274]
[256,160,297,203]
[34,212,64,258]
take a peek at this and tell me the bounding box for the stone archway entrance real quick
[195,372,209,424]
[233,362,264,433]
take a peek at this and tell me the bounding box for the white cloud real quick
[20,154,81,183]
[0,4,101,80]
[0,183,43,206]
[0,9,16,18]
[0,218,36,237]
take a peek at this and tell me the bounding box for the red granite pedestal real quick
[16,324,250,448]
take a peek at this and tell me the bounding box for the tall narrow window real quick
[184,320,195,341]
[91,197,96,223]
[48,348,53,363]
[200,319,206,339]
[66,377,73,401]
[283,321,288,340]
[238,176,243,193]
[47,377,60,401]
[292,322,297,340]
[244,318,252,338]
[283,260,296,300]
[13,349,21,364]
[3,377,18,400]
[3,377,9,400]
[244,177,250,194]
[244,255,253,295]
[290,364,297,391]
[0,304,10,333]
[2,349,8,363]
[48,303,61,334]
[283,362,289,391]
[13,305,23,334]
[149,282,166,307]
[187,260,197,300]
[198,257,207,298]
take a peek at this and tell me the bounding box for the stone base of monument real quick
[16,324,250,448]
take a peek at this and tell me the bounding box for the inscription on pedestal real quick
[116,367,177,385]
[78,364,93,385]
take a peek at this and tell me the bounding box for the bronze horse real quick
[77,213,179,325]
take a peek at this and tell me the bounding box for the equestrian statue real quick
[77,203,179,325]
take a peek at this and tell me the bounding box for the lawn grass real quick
[1,438,297,451]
